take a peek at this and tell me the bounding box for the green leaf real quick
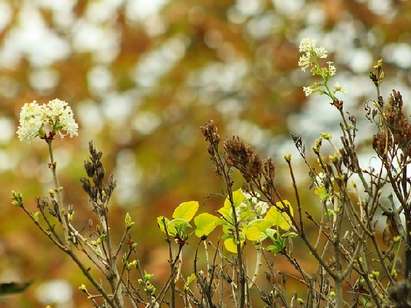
[314,186,328,201]
[194,213,222,238]
[222,223,233,236]
[184,273,197,290]
[266,229,287,255]
[320,132,332,140]
[0,282,31,296]
[264,228,279,241]
[218,190,248,223]
[238,205,255,222]
[32,211,41,223]
[157,216,169,234]
[282,231,298,238]
[266,242,284,255]
[224,189,246,209]
[124,212,135,229]
[168,218,191,237]
[144,272,154,281]
[11,191,23,207]
[173,201,199,222]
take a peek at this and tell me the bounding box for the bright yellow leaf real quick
[172,201,199,221]
[224,238,239,254]
[194,213,222,237]
[245,219,271,241]
[223,189,245,209]
[265,200,293,231]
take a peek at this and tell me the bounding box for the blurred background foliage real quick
[1,0,411,306]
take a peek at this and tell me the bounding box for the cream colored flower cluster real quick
[17,99,78,143]
[298,38,342,98]
[244,191,269,216]
[298,38,329,72]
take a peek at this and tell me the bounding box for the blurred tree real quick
[1,0,411,306]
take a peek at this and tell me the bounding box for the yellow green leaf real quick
[276,200,293,217]
[194,213,222,238]
[265,200,293,231]
[172,201,199,221]
[32,211,41,223]
[223,189,245,209]
[245,226,263,241]
[218,189,246,222]
[217,205,232,221]
[157,216,169,234]
[224,237,238,254]
[245,219,271,242]
[167,218,190,236]
[124,212,135,228]
[184,273,197,290]
[157,216,179,236]
[314,186,328,201]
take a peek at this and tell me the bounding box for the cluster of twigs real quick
[12,61,411,307]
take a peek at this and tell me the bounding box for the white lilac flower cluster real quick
[243,191,269,216]
[17,99,78,143]
[298,38,342,98]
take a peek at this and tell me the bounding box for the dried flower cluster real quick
[224,136,262,181]
[81,142,116,208]
[373,90,411,157]
[16,99,78,143]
